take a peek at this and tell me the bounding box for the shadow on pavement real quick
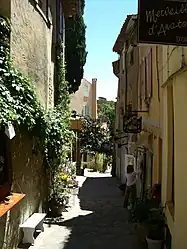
[60,176,141,249]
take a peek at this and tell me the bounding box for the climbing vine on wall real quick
[0,16,73,170]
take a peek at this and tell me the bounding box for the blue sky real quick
[84,0,138,101]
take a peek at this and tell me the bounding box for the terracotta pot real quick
[50,205,64,217]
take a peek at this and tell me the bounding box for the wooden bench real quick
[19,213,46,245]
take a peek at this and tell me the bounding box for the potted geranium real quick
[145,207,165,249]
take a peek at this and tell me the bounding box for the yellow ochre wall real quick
[161,45,187,249]
[137,45,163,187]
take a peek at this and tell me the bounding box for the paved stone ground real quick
[28,170,142,249]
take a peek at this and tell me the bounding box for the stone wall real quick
[10,0,54,108]
[0,1,55,248]
[0,133,47,249]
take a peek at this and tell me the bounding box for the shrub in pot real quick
[48,172,70,217]
[129,198,152,244]
[129,190,162,245]
[145,207,165,249]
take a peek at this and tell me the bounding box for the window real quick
[84,84,89,97]
[0,130,12,202]
[85,104,90,117]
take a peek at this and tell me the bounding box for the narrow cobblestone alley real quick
[29,171,142,249]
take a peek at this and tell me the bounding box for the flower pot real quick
[50,205,64,217]
[146,237,163,249]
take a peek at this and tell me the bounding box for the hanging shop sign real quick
[138,0,187,46]
[123,114,142,133]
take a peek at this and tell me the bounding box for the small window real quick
[85,104,90,116]
[84,84,89,97]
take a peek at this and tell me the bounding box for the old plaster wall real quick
[1,133,47,249]
[10,0,54,108]
[0,0,54,248]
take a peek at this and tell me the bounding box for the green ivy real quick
[0,16,73,170]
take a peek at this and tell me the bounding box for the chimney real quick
[92,78,97,120]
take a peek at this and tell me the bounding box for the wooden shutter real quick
[144,57,147,100]
[139,61,143,109]
[140,58,146,102]
[146,48,153,98]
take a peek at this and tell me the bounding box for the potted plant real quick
[129,198,151,244]
[48,172,70,217]
[145,206,165,249]
[129,187,162,245]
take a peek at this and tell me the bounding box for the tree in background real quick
[97,99,116,133]
[79,117,113,172]
[65,0,87,93]
[79,117,111,155]
[97,98,116,175]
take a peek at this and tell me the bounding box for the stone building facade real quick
[0,0,81,248]
[70,78,97,120]
[113,14,162,198]
[113,11,187,249]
